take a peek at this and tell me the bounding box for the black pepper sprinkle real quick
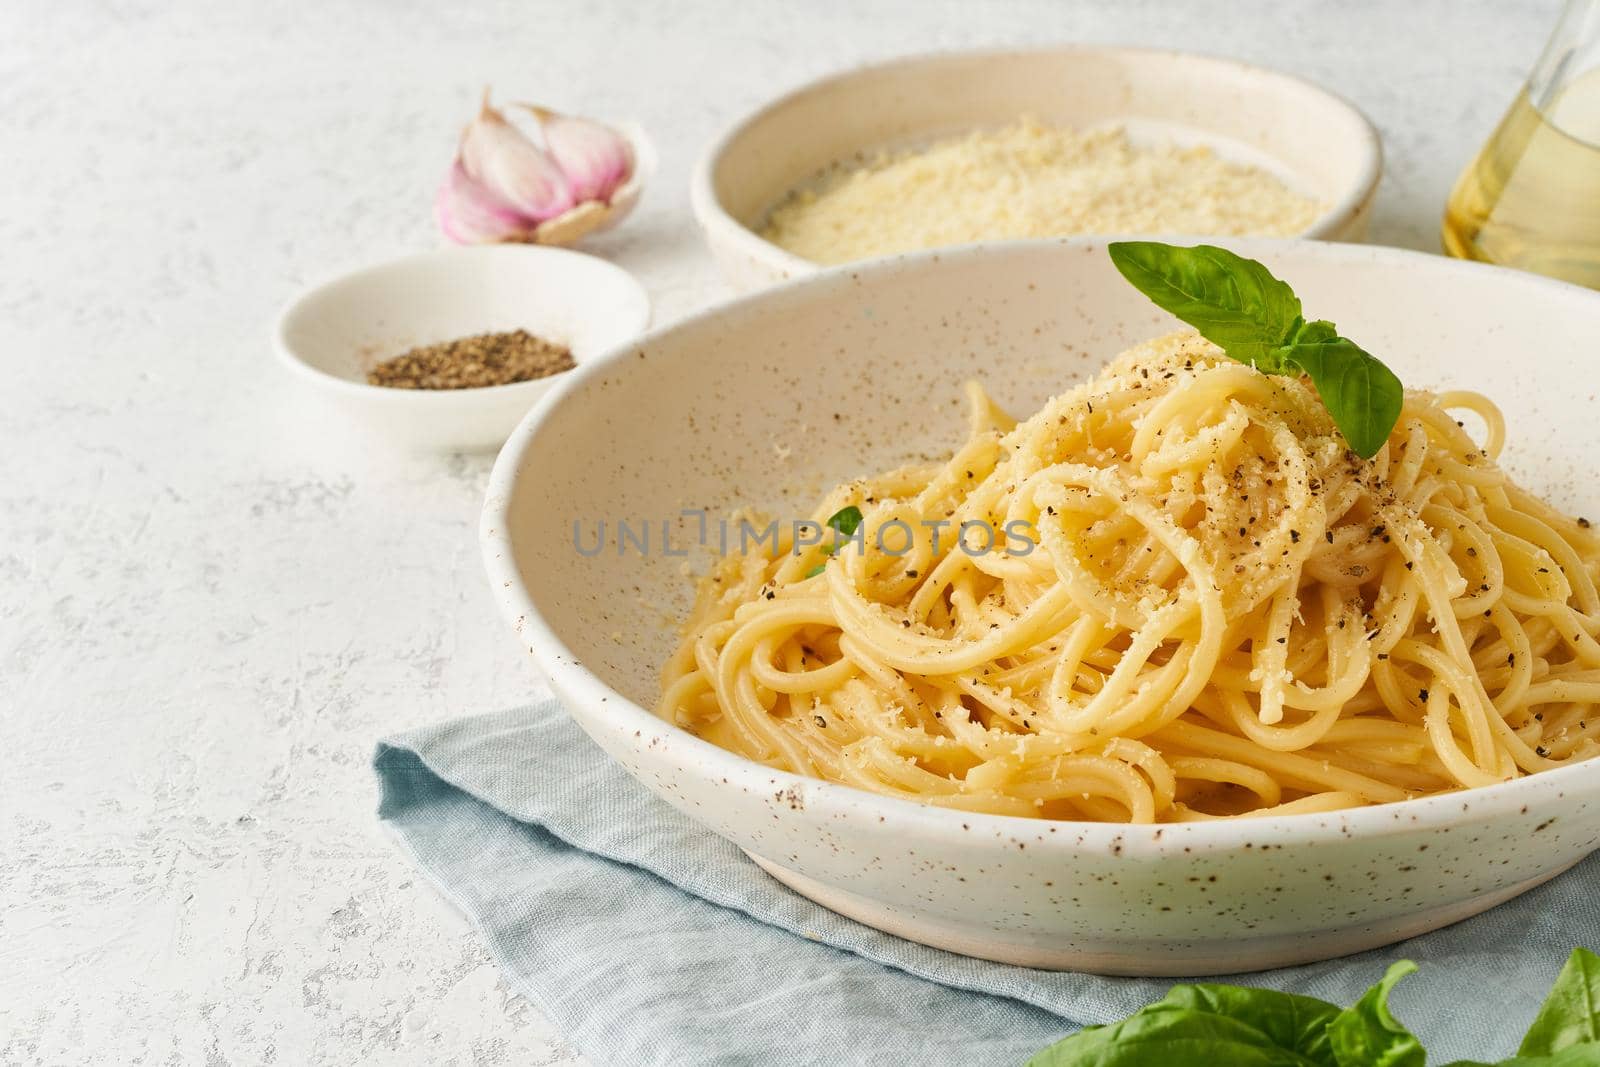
[367,328,573,389]
[1418,688,1430,702]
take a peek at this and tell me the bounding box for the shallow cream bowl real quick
[692,47,1382,291]
[482,238,1600,975]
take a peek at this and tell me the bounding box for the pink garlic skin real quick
[531,109,634,204]
[458,102,575,223]
[435,159,533,245]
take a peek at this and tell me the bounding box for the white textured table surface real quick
[0,0,1559,1062]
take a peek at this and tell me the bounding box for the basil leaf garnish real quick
[1025,983,1343,1066]
[1520,949,1600,1057]
[1277,334,1404,460]
[1108,240,1304,369]
[1327,960,1425,1067]
[1108,241,1404,459]
[1027,951,1600,1066]
[1441,1051,1600,1066]
[804,505,865,579]
[827,505,863,538]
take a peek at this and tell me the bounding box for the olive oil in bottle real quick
[1443,0,1600,290]
[1444,76,1600,288]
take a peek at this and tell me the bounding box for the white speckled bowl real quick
[275,245,650,453]
[483,238,1600,975]
[692,47,1382,291]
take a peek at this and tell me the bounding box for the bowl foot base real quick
[745,851,1580,976]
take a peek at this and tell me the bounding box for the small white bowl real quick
[275,245,651,453]
[692,46,1383,290]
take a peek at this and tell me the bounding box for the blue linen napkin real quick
[375,699,1600,1066]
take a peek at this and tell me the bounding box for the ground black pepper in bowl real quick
[367,329,575,390]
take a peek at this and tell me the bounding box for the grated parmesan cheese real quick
[759,117,1323,265]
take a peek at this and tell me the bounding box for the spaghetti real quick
[657,332,1600,822]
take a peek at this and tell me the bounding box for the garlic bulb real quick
[524,106,634,205]
[437,91,639,246]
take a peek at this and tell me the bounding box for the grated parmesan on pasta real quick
[759,117,1324,265]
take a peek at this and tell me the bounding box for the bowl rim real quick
[483,235,1600,856]
[272,242,652,405]
[689,44,1384,279]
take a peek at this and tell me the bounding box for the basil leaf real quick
[1328,961,1425,1067]
[1291,318,1340,345]
[803,506,864,579]
[1513,1050,1600,1065]
[1025,984,1342,1066]
[1108,241,1303,368]
[1164,984,1342,1062]
[1023,949,1600,1067]
[1442,1051,1600,1066]
[1520,949,1600,1056]
[1278,335,1404,460]
[1106,243,1405,460]
[826,505,863,538]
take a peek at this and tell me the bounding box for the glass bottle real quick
[1443,0,1600,288]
